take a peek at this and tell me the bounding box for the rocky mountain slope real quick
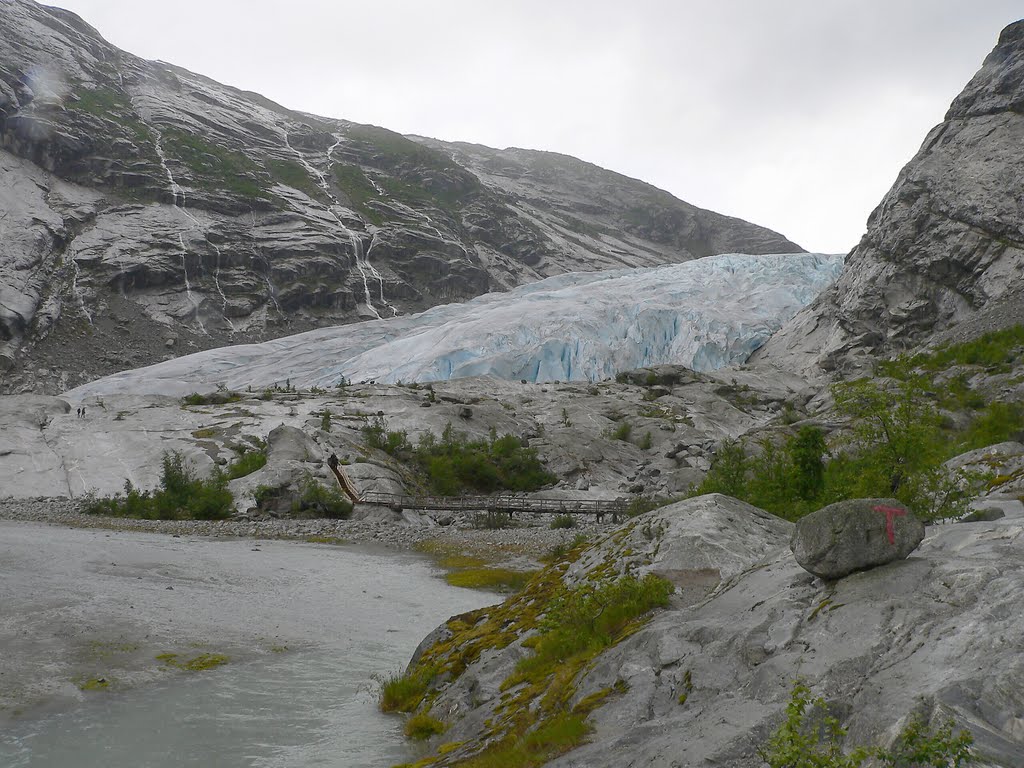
[0,364,812,502]
[756,19,1024,376]
[0,0,801,394]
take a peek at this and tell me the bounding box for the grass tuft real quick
[380,664,440,713]
[445,568,535,593]
[405,712,447,741]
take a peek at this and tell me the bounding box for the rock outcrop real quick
[756,20,1024,376]
[0,0,801,394]
[401,495,1024,767]
[0,366,810,503]
[790,498,925,580]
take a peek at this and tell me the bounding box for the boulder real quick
[266,425,319,463]
[791,497,925,580]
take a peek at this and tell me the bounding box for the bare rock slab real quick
[791,497,925,580]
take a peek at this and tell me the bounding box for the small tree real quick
[832,374,941,497]
[790,426,827,501]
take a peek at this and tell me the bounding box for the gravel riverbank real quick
[0,497,611,566]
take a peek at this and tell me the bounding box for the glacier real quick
[66,253,843,398]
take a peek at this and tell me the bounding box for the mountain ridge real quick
[0,0,801,394]
[756,19,1024,375]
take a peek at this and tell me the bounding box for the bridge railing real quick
[359,491,630,519]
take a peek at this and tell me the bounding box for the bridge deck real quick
[358,491,629,518]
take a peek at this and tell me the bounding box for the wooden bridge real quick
[358,490,630,522]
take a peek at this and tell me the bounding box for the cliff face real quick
[756,20,1024,375]
[0,0,801,394]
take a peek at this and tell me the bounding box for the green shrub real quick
[182,390,242,406]
[320,409,332,433]
[550,514,576,529]
[638,431,653,450]
[473,510,515,530]
[607,423,632,442]
[369,420,555,495]
[291,475,352,518]
[760,680,974,768]
[693,371,990,522]
[685,329,1020,522]
[82,451,233,520]
[959,401,1024,450]
[225,448,267,479]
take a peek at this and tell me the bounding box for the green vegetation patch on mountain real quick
[161,126,271,200]
[696,326,1024,521]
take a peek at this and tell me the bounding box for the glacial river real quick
[0,523,496,767]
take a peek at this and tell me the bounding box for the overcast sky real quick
[49,1,1022,253]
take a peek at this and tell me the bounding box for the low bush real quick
[693,329,1024,522]
[473,510,516,529]
[541,535,589,564]
[82,451,233,520]
[550,514,576,529]
[225,447,267,480]
[606,423,632,442]
[291,475,352,518]
[694,368,1017,522]
[760,680,974,768]
[365,419,555,495]
[181,390,242,406]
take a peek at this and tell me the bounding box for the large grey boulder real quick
[791,497,925,579]
[265,425,320,463]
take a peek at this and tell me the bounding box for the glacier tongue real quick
[66,253,842,398]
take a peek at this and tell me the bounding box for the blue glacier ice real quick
[67,253,843,398]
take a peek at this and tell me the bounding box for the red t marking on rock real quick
[873,505,906,545]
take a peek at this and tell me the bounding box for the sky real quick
[48,1,1023,253]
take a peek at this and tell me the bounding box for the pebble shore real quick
[0,498,611,565]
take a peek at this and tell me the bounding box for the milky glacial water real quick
[0,525,495,767]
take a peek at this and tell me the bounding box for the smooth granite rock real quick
[408,495,1024,766]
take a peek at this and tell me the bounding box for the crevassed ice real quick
[66,253,843,397]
